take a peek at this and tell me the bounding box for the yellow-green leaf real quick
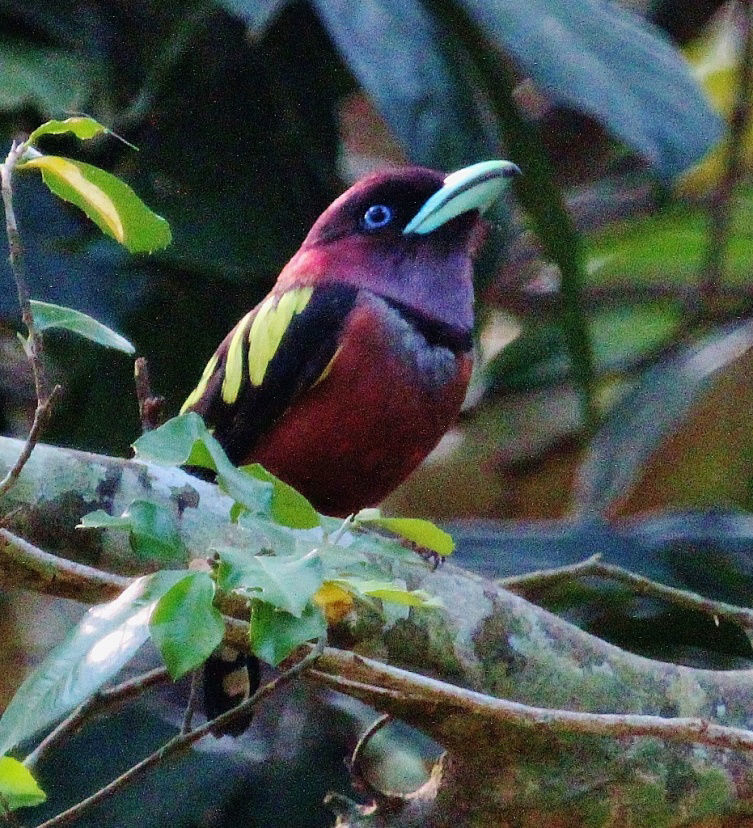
[18,155,171,253]
[0,757,46,811]
[333,576,443,608]
[354,509,454,556]
[27,116,107,145]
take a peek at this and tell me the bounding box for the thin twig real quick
[498,554,603,592]
[699,0,753,305]
[499,554,753,630]
[180,669,201,734]
[0,138,61,500]
[133,357,165,433]
[24,667,170,771]
[1,140,48,404]
[35,638,325,828]
[0,385,62,498]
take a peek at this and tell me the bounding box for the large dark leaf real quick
[308,0,497,171]
[458,0,723,179]
[573,322,753,516]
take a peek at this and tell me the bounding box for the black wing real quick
[182,283,358,465]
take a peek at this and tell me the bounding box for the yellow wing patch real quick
[222,310,254,404]
[247,286,314,387]
[180,353,219,414]
[181,286,315,411]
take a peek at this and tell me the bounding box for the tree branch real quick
[500,554,753,630]
[307,649,753,755]
[180,669,201,735]
[0,528,130,604]
[0,385,63,499]
[0,140,48,405]
[133,357,165,433]
[5,439,753,820]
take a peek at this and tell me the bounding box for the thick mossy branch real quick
[2,436,753,825]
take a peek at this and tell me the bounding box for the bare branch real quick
[24,667,170,771]
[308,648,753,755]
[0,140,48,405]
[35,639,325,828]
[0,384,63,498]
[180,669,201,735]
[498,553,603,592]
[500,554,753,630]
[133,357,165,433]
[0,139,61,499]
[0,528,130,604]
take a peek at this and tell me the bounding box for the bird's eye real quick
[361,204,393,231]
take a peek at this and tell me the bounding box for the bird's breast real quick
[247,290,472,515]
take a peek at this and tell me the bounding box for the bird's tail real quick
[203,647,261,736]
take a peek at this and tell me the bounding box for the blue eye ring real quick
[361,204,393,231]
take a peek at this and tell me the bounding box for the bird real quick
[181,159,519,728]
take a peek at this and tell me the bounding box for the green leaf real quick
[133,412,216,468]
[30,300,135,354]
[215,548,325,616]
[0,571,186,756]
[238,464,320,529]
[150,572,225,679]
[488,303,683,392]
[133,413,272,515]
[79,499,187,565]
[0,757,46,811]
[77,509,131,529]
[27,116,108,145]
[126,501,186,564]
[354,509,454,557]
[334,576,443,608]
[249,600,326,667]
[18,155,171,253]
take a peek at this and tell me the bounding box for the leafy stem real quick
[1,140,47,404]
[0,140,62,498]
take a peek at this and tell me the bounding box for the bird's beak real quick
[403,160,520,236]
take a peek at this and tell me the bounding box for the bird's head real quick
[278,160,519,332]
